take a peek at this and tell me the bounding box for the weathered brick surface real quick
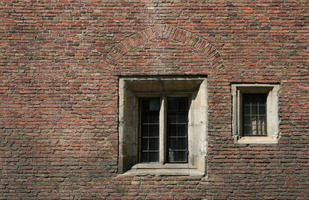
[0,0,308,199]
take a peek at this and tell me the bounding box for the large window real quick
[118,77,207,176]
[139,97,189,164]
[232,84,280,144]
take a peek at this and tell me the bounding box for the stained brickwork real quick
[0,0,308,199]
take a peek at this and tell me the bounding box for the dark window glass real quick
[166,97,188,163]
[140,98,160,162]
[243,94,267,136]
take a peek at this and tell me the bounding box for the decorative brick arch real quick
[105,24,223,69]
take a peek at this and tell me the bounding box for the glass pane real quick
[167,114,177,123]
[166,97,188,163]
[141,152,148,162]
[252,104,257,114]
[173,151,187,162]
[167,113,187,123]
[259,105,266,114]
[259,116,266,135]
[251,116,257,135]
[149,138,159,150]
[141,138,148,150]
[176,138,187,149]
[149,112,159,123]
[140,98,160,162]
[148,152,159,162]
[243,94,267,136]
[167,124,187,136]
[243,124,251,136]
[178,101,188,111]
[141,124,159,137]
[168,139,177,149]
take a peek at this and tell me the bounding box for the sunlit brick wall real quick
[0,0,308,199]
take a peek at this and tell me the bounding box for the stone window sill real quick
[120,163,204,176]
[236,136,278,144]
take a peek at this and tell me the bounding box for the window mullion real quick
[159,96,166,164]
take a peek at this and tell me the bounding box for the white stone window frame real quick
[232,84,280,144]
[118,77,208,176]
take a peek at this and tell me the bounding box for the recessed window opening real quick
[231,83,280,144]
[118,77,207,176]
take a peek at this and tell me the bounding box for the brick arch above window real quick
[105,24,223,69]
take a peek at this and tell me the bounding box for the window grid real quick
[140,98,160,162]
[243,94,267,136]
[139,97,189,163]
[166,97,188,163]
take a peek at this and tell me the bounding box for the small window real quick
[118,77,207,176]
[242,94,267,136]
[232,84,280,144]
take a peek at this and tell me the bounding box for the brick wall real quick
[0,0,308,199]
